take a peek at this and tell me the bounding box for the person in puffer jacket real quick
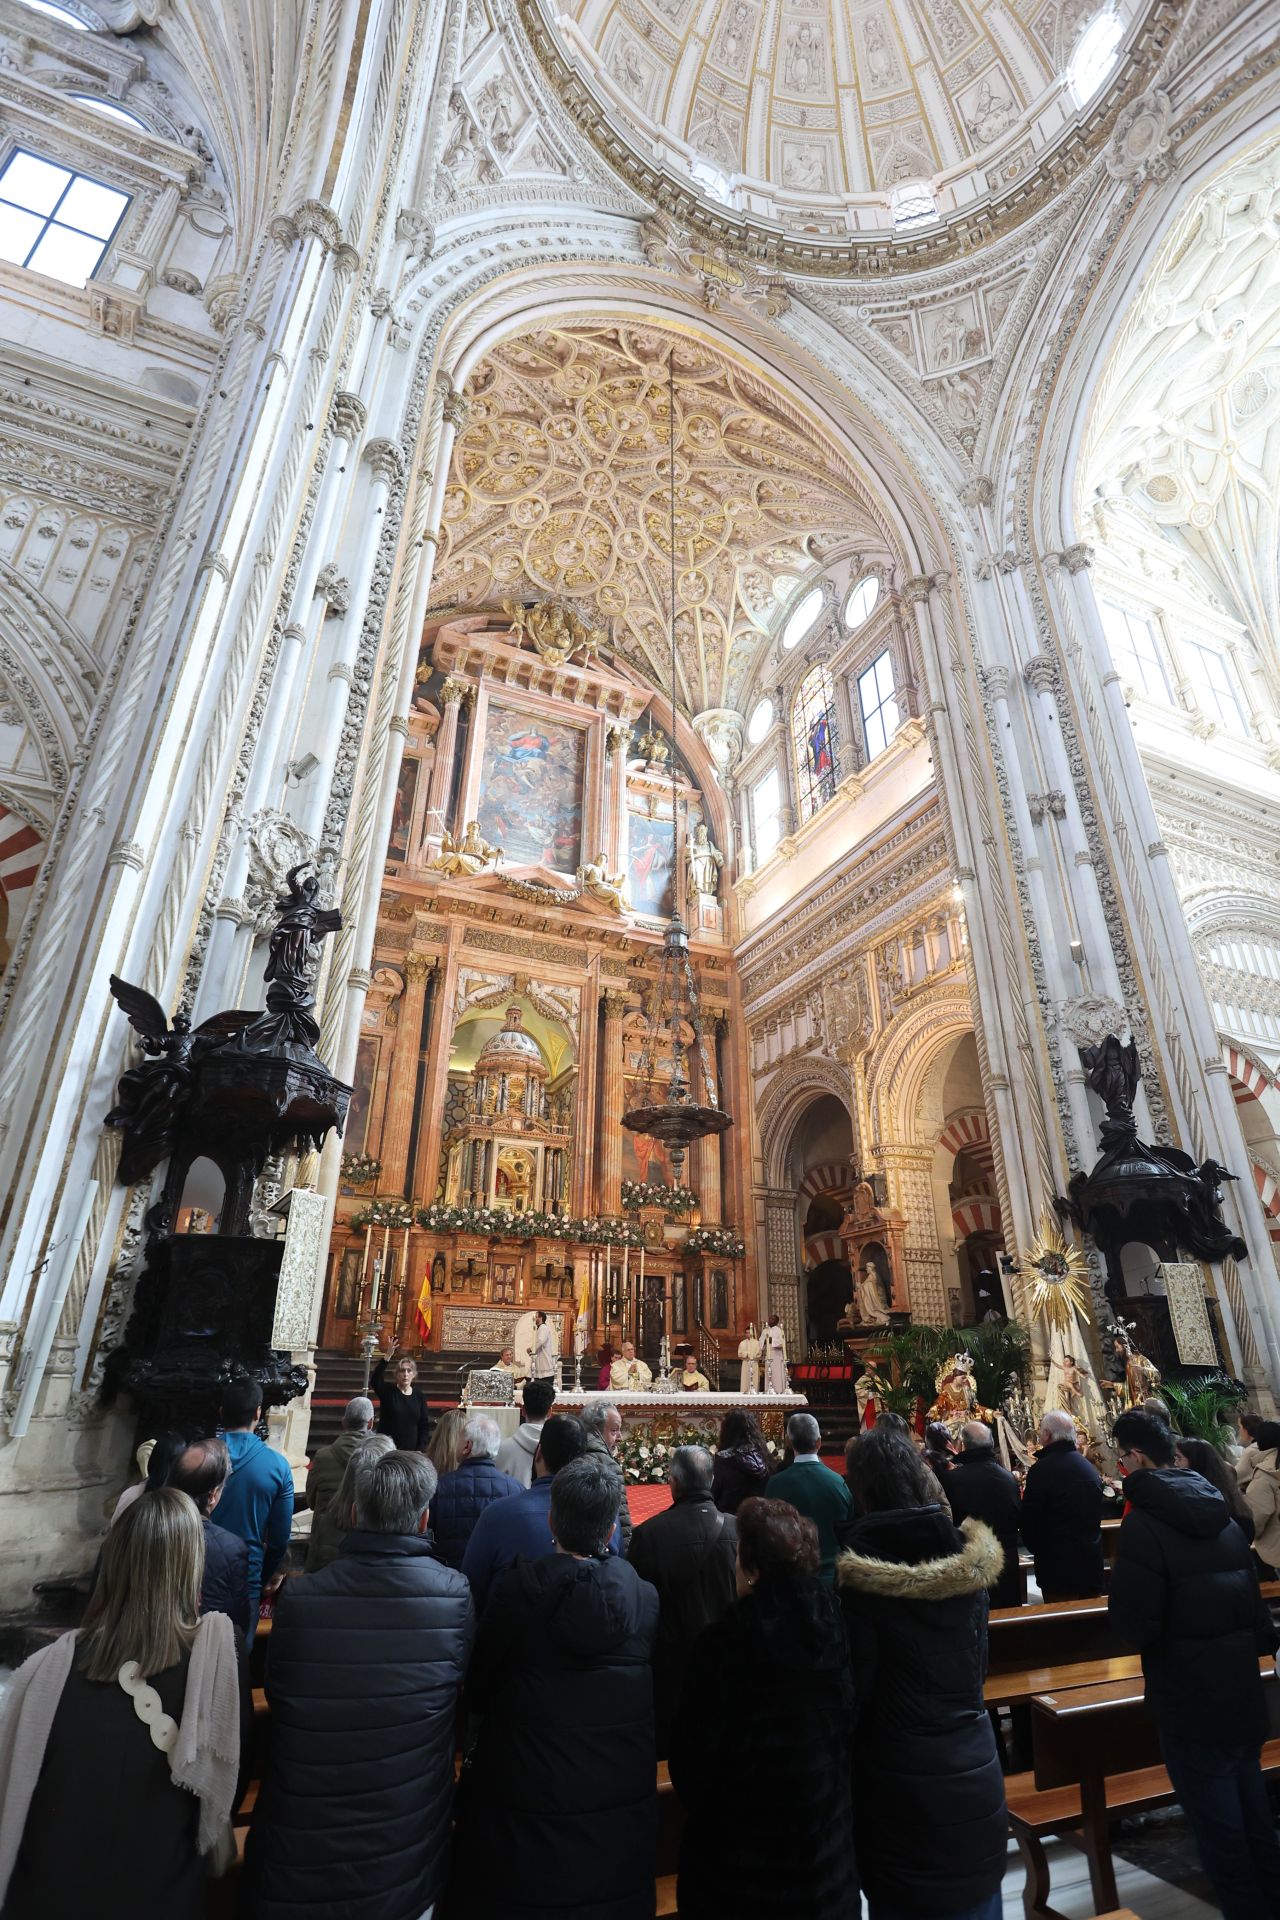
[446,1456,658,1920]
[837,1428,1008,1920]
[431,1411,522,1569]
[244,1451,474,1920]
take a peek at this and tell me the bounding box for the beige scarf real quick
[0,1610,241,1904]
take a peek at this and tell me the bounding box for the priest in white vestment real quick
[609,1341,653,1392]
[762,1315,788,1394]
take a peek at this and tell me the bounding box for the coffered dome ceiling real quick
[521,0,1149,239]
[432,324,892,715]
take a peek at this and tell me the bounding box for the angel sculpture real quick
[104,977,250,1183]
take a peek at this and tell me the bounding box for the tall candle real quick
[361,1221,372,1280]
[621,1244,628,1339]
[371,1254,382,1316]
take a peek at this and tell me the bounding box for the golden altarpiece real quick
[320,604,750,1367]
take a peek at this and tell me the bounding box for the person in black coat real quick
[1019,1410,1105,1600]
[837,1430,1007,1920]
[710,1408,771,1513]
[431,1412,522,1570]
[945,1420,1023,1609]
[371,1351,433,1451]
[447,1455,659,1920]
[669,1497,856,1920]
[1109,1409,1280,1920]
[167,1436,252,1639]
[245,1450,474,1920]
[628,1444,738,1757]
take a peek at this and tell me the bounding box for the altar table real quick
[551,1388,807,1441]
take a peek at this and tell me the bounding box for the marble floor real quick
[994,1830,1222,1919]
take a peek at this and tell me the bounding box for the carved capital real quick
[440,676,472,707]
[983,665,1012,700]
[395,206,435,259]
[976,549,1018,581]
[364,437,406,486]
[331,390,367,442]
[404,951,437,985]
[291,199,344,253]
[961,475,994,508]
[606,720,632,754]
[348,968,373,992]
[1022,654,1056,696]
[107,838,145,871]
[1060,543,1094,574]
[600,989,631,1019]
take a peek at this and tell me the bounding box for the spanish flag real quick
[415,1265,432,1341]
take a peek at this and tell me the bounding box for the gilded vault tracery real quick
[432,322,890,714]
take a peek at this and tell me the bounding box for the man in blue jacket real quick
[215,1376,294,1642]
[463,1413,620,1607]
[432,1411,522,1569]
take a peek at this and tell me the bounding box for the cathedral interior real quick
[1,0,1279,1658]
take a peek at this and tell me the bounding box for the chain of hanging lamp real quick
[620,352,733,1187]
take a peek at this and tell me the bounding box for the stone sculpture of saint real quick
[686,821,724,898]
[856,1259,893,1325]
[579,851,629,912]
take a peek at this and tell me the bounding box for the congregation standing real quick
[3,1361,1280,1920]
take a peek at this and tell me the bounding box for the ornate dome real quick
[521,0,1152,241]
[474,1005,550,1079]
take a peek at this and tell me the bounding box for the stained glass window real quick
[792,662,839,822]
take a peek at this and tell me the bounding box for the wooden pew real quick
[1006,1661,1279,1920]
[985,1654,1141,1713]
[989,1577,1280,1674]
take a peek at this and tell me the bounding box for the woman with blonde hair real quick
[427,1404,467,1479]
[0,1487,245,1918]
[305,1431,394,1573]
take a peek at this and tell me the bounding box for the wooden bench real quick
[1007,1661,1279,1920]
[989,1578,1280,1673]
[988,1596,1116,1674]
[985,1654,1141,1713]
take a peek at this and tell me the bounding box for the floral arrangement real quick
[621,1180,698,1215]
[351,1196,415,1229]
[616,1420,782,1484]
[415,1202,645,1247]
[686,1226,746,1257]
[340,1153,382,1187]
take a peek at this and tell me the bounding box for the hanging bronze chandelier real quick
[621,354,733,1186]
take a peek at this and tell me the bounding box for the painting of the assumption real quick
[476,705,586,871]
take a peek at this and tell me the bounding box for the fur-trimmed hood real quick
[837,1516,1004,1602]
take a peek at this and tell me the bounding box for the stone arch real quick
[862,987,976,1146]
[755,1058,853,1193]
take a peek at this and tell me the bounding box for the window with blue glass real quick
[792,662,839,822]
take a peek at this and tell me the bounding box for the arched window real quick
[791,663,839,822]
[781,586,823,651]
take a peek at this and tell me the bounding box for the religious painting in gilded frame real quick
[671,1272,687,1334]
[627,809,677,916]
[475,701,586,872]
[334,1248,362,1321]
[711,1267,729,1328]
[345,1036,379,1156]
[387,755,419,862]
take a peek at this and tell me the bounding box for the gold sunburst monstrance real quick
[1024,1209,1091,1333]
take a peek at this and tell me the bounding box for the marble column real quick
[424,677,470,842]
[598,989,629,1214]
[379,951,435,1197]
